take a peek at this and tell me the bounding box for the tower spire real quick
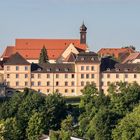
[80,22,87,44]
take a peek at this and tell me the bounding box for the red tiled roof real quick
[15,39,86,50]
[122,52,140,63]
[1,39,87,60]
[98,48,135,58]
[1,46,15,58]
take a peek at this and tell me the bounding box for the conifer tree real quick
[39,46,48,64]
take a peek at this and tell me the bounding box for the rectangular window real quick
[56,81,59,86]
[25,74,28,78]
[16,66,19,71]
[71,89,75,93]
[134,74,137,78]
[25,82,28,86]
[65,89,68,93]
[25,66,28,71]
[81,66,84,71]
[7,74,10,78]
[71,81,75,86]
[56,89,59,93]
[91,74,94,78]
[16,81,19,86]
[47,81,50,86]
[47,74,50,78]
[38,74,41,78]
[7,66,10,71]
[125,74,128,78]
[56,74,59,78]
[81,81,84,86]
[86,74,89,79]
[71,74,75,78]
[116,74,119,78]
[65,74,68,78]
[31,74,34,78]
[107,74,110,78]
[16,74,19,78]
[31,82,34,86]
[47,89,50,93]
[107,81,110,86]
[91,66,94,71]
[38,81,41,86]
[65,82,68,86]
[86,81,90,85]
[86,66,89,70]
[81,74,84,79]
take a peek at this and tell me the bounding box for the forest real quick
[0,82,140,140]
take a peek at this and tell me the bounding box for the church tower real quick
[80,23,87,44]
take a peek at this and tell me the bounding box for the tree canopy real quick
[39,46,48,64]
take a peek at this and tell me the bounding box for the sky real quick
[0,0,140,54]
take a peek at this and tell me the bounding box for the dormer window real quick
[81,57,85,61]
[124,68,129,72]
[107,68,110,71]
[91,57,95,61]
[47,68,51,72]
[37,68,41,71]
[56,68,60,72]
[65,68,69,72]
[115,68,120,72]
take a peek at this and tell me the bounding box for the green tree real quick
[39,46,48,64]
[49,130,60,140]
[87,109,118,140]
[112,104,140,140]
[3,118,21,140]
[26,112,46,140]
[0,121,5,140]
[44,93,67,132]
[109,82,140,116]
[59,115,73,139]
[78,84,110,138]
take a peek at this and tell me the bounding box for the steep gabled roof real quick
[5,52,30,65]
[64,52,76,62]
[1,46,15,58]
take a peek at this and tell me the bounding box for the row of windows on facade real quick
[7,74,29,78]
[38,89,75,94]
[81,66,94,71]
[7,81,94,87]
[7,73,138,79]
[6,74,75,79]
[6,66,29,71]
[81,74,95,79]
[101,81,137,86]
[103,73,138,78]
[31,73,75,79]
[6,73,95,79]
[31,81,75,86]
[6,66,95,71]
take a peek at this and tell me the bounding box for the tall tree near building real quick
[39,46,48,64]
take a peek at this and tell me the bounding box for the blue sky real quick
[0,0,140,54]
